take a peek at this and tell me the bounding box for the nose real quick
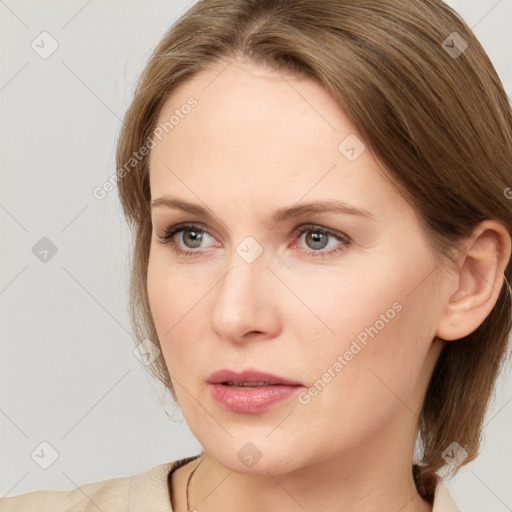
[209,244,281,344]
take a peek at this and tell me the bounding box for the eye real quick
[156,222,217,257]
[156,222,351,258]
[292,224,350,257]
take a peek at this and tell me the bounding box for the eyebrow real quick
[151,196,376,222]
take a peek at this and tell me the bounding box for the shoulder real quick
[432,478,464,512]
[0,456,197,512]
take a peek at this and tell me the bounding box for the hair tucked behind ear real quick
[115,0,512,500]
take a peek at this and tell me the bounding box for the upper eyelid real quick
[166,222,216,240]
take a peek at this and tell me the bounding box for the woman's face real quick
[147,60,449,474]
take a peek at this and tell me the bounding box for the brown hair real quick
[115,0,512,502]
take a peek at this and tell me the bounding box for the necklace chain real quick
[185,453,203,511]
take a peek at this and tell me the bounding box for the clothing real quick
[0,454,463,511]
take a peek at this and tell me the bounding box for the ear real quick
[436,220,511,341]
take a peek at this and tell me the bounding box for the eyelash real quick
[156,222,351,258]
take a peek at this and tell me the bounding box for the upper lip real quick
[207,368,303,386]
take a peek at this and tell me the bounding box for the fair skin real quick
[147,58,511,512]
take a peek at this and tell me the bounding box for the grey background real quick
[0,1,511,511]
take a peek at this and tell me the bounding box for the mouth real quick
[207,369,304,413]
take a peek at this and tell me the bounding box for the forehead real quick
[148,60,403,219]
[151,60,352,158]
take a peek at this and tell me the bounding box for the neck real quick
[186,432,432,512]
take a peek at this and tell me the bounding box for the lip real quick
[207,368,303,386]
[207,368,304,414]
[208,383,303,413]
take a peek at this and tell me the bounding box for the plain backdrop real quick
[1,1,511,511]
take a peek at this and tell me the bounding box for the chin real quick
[201,436,306,476]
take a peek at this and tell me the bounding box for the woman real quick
[2,0,511,511]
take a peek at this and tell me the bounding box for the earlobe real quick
[435,220,511,342]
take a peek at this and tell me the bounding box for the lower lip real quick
[208,383,303,413]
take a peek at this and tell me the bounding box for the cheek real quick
[290,257,435,426]
[147,256,181,366]
[147,255,208,377]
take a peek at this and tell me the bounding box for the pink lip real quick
[207,368,304,414]
[208,383,303,413]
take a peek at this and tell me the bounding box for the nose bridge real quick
[217,238,268,310]
[221,229,268,290]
